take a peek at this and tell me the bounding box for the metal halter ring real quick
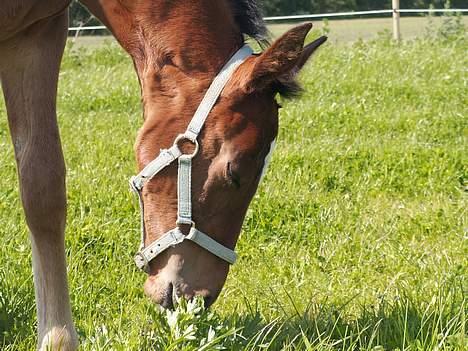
[176,218,196,227]
[174,133,199,158]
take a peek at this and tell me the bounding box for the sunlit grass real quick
[0,26,466,350]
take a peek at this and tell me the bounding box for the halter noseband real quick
[130,45,253,273]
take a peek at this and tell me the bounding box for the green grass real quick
[1,24,467,350]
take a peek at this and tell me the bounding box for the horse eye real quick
[226,161,241,188]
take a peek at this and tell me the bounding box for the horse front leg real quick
[0,10,78,351]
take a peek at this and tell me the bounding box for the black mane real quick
[228,0,269,44]
[227,0,301,99]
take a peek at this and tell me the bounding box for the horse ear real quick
[293,35,328,74]
[242,23,327,93]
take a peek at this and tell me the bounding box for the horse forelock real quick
[227,0,269,44]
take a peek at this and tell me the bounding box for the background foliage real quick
[262,0,466,16]
[69,0,467,26]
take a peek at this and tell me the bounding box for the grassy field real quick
[1,20,467,350]
[268,15,468,42]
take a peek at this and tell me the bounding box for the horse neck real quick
[106,0,243,123]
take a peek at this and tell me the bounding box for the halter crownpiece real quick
[130,45,253,273]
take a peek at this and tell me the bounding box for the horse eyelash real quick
[226,161,241,188]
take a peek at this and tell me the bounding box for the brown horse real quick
[0,0,326,349]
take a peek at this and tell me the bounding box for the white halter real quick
[130,45,253,273]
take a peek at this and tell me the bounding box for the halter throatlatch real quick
[130,45,253,273]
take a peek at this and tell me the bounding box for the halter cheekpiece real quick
[130,45,253,273]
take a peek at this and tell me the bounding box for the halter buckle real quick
[129,176,142,193]
[134,252,150,273]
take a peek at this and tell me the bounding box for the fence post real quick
[392,0,401,40]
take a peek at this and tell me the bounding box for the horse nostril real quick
[160,282,175,310]
[203,294,214,308]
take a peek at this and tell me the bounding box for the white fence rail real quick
[68,8,468,40]
[262,8,467,21]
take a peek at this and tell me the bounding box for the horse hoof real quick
[39,326,79,351]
